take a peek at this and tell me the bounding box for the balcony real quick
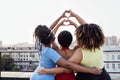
[0,47,120,80]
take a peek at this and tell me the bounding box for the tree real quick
[1,54,19,71]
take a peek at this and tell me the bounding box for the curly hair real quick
[75,23,105,51]
[58,30,73,48]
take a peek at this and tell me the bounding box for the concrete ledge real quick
[1,71,120,80]
[109,74,120,80]
[1,71,33,78]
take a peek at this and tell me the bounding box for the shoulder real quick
[74,48,82,54]
[44,47,61,59]
[73,48,83,57]
[68,48,83,63]
[44,47,58,54]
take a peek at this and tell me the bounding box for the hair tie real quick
[47,30,52,38]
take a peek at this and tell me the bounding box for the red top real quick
[55,73,75,80]
[55,47,75,80]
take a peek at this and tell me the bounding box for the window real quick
[118,55,120,60]
[112,55,115,60]
[106,63,109,69]
[106,55,109,60]
[112,63,115,70]
[118,64,120,69]
[20,55,23,57]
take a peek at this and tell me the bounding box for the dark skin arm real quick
[38,57,101,75]
[49,10,68,30]
[69,9,86,25]
[38,67,72,74]
[57,57,101,74]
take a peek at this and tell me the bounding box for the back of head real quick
[34,25,54,45]
[58,30,73,48]
[76,23,105,50]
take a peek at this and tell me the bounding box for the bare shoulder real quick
[74,48,82,54]
[73,48,83,59]
[68,48,83,64]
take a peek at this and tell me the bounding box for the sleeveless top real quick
[55,47,75,80]
[80,48,104,69]
[76,48,111,80]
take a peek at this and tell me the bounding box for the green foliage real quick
[1,54,19,71]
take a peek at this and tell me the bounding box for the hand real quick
[60,10,69,18]
[57,19,69,26]
[59,19,77,26]
[64,10,71,18]
[90,67,102,75]
[63,19,70,26]
[37,67,47,74]
[60,10,77,20]
[69,9,77,18]
[68,19,76,26]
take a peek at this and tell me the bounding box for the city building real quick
[0,41,2,47]
[105,36,119,46]
[104,47,120,73]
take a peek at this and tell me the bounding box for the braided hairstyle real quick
[34,25,55,45]
[75,23,105,51]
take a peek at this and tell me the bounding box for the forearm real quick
[52,24,61,34]
[66,62,101,74]
[69,10,86,25]
[57,58,90,73]
[49,16,62,30]
[75,14,86,25]
[38,67,72,74]
[52,19,66,34]
[46,67,72,74]
[57,58,101,74]
[67,62,92,73]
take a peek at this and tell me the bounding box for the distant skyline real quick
[0,0,120,45]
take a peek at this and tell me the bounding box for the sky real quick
[0,0,120,45]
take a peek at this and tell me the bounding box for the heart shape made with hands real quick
[63,11,73,26]
[63,21,70,26]
[65,12,71,18]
